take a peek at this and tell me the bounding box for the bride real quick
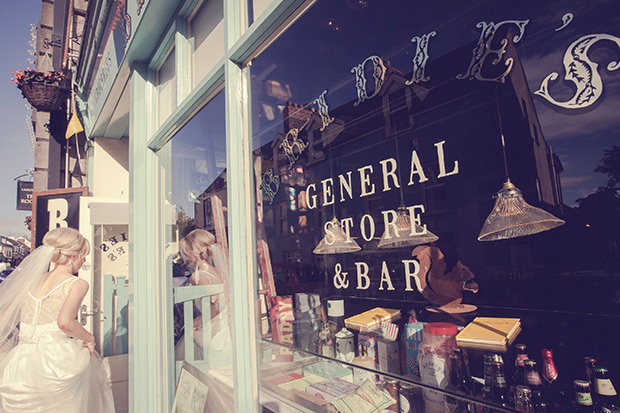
[175,229,232,370]
[0,227,114,413]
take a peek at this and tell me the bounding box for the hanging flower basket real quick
[11,69,68,112]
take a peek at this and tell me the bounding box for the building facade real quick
[73,0,620,411]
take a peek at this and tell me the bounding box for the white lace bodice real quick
[21,277,78,326]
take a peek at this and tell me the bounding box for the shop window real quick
[189,0,224,88]
[250,0,620,411]
[163,90,234,409]
[156,47,176,126]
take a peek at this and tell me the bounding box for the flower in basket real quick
[11,68,66,89]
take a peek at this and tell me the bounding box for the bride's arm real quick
[57,279,95,353]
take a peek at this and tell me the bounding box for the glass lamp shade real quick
[313,217,362,254]
[478,180,565,241]
[377,206,438,249]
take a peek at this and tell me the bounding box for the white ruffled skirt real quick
[0,323,114,413]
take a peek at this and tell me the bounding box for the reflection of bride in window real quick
[175,229,231,369]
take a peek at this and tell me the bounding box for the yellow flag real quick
[65,112,84,139]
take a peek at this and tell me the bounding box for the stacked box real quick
[270,296,295,362]
[405,322,425,376]
[378,338,400,375]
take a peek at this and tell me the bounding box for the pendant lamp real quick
[377,108,439,249]
[478,89,564,241]
[313,217,362,254]
[378,205,438,248]
[477,179,565,241]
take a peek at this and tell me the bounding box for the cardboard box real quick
[405,322,425,375]
[377,338,400,375]
[270,296,295,362]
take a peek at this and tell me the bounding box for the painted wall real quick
[92,138,129,198]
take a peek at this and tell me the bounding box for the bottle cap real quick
[423,322,458,336]
[574,380,590,389]
[335,327,353,339]
[327,299,345,317]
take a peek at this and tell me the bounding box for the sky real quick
[0,3,43,238]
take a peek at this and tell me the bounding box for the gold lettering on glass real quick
[259,169,280,205]
[333,263,349,289]
[457,19,529,83]
[351,55,386,106]
[406,31,436,85]
[313,90,334,131]
[555,13,573,31]
[279,128,310,169]
[534,33,620,109]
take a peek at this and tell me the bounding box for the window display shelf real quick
[259,339,514,412]
[259,296,620,412]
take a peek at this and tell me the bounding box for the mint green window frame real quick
[129,0,312,412]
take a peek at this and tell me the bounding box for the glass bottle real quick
[453,347,475,395]
[513,344,529,388]
[482,353,502,400]
[445,352,476,413]
[515,385,534,413]
[585,357,598,390]
[592,366,620,412]
[541,349,563,408]
[491,360,514,408]
[574,380,594,412]
[524,359,549,412]
[481,353,494,401]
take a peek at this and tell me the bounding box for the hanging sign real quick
[16,180,33,211]
[32,187,88,248]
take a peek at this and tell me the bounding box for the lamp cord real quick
[494,88,510,182]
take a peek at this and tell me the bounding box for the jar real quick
[399,382,417,413]
[335,327,355,362]
[383,378,400,412]
[417,322,458,404]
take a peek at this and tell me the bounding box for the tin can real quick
[399,382,416,413]
[383,378,400,412]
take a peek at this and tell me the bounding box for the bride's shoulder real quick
[64,277,89,294]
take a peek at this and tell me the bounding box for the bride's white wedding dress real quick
[0,277,114,413]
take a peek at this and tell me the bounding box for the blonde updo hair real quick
[179,229,215,266]
[43,227,90,265]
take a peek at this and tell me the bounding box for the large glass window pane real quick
[250,0,620,411]
[190,0,224,87]
[164,90,234,410]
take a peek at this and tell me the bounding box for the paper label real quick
[596,379,618,396]
[419,354,447,403]
[526,371,542,386]
[576,391,593,406]
[515,354,528,367]
[399,394,411,413]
